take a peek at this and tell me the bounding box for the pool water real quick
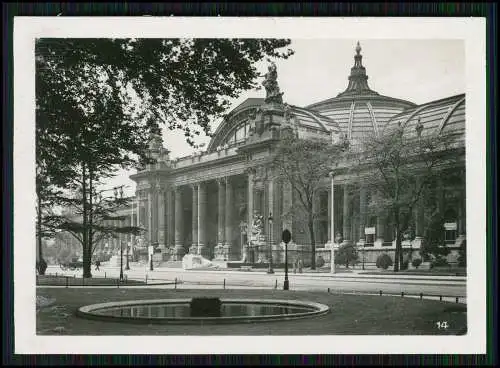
[93,303,313,318]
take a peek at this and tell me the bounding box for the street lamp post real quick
[119,241,124,281]
[150,245,154,271]
[329,171,336,274]
[282,229,291,290]
[267,213,274,274]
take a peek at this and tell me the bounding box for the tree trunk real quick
[308,213,316,270]
[394,228,403,272]
[37,194,46,275]
[399,230,404,268]
[82,163,92,278]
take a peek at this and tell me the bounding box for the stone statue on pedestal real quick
[251,214,265,240]
[214,244,226,260]
[262,61,284,104]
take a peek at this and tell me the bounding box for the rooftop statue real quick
[262,61,284,104]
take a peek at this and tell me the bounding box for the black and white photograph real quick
[14,17,486,355]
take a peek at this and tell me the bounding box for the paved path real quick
[44,264,466,303]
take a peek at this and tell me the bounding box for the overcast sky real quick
[107,39,465,196]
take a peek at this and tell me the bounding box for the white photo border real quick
[14,16,486,355]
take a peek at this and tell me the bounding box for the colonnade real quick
[135,175,245,261]
[130,173,464,262]
[322,182,428,246]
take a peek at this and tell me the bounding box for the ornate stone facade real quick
[121,43,466,267]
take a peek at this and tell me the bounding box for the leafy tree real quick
[36,38,294,148]
[35,151,65,274]
[334,243,359,268]
[270,131,346,269]
[37,49,150,277]
[351,125,457,272]
[457,240,466,267]
[36,38,294,277]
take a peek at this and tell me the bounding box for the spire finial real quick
[356,41,361,55]
[337,41,378,97]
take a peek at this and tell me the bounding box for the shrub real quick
[37,259,48,275]
[334,243,359,268]
[316,256,325,268]
[412,258,422,269]
[431,257,449,268]
[376,253,393,270]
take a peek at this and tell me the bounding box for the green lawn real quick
[36,288,466,335]
[36,275,146,286]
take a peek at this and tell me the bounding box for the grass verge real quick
[36,288,466,335]
[36,275,146,286]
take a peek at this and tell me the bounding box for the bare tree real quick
[270,130,346,269]
[351,125,459,271]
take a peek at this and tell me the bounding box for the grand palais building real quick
[85,43,466,267]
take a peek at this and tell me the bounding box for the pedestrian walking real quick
[95,260,100,271]
[298,259,303,273]
[293,259,297,274]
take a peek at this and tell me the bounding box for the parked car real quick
[59,257,84,271]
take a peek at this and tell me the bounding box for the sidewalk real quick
[147,266,467,282]
[79,263,466,282]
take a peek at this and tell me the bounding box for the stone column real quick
[271,179,281,248]
[152,186,159,245]
[247,171,254,226]
[342,184,351,242]
[126,215,131,245]
[267,179,274,242]
[257,182,269,263]
[359,186,367,243]
[282,180,293,231]
[217,178,226,248]
[254,189,262,216]
[262,185,268,235]
[197,182,208,257]
[245,172,254,262]
[375,212,386,247]
[148,189,153,245]
[327,185,332,244]
[191,184,198,253]
[415,192,425,239]
[140,193,148,243]
[167,189,175,249]
[158,188,166,248]
[312,191,320,244]
[173,186,185,260]
[269,178,282,263]
[259,186,267,239]
[135,191,140,229]
[131,196,136,247]
[224,176,234,259]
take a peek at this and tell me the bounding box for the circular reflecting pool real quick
[76,298,329,324]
